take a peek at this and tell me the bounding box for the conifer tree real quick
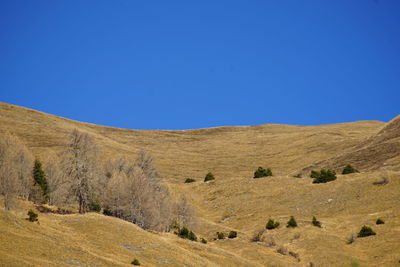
[32,159,49,202]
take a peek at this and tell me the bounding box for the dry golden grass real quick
[1,102,399,266]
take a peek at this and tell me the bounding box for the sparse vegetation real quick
[131,258,141,265]
[311,169,337,184]
[373,172,389,185]
[357,226,376,238]
[201,238,207,244]
[250,229,264,242]
[204,172,215,182]
[26,210,38,222]
[287,216,297,228]
[312,216,321,227]
[266,218,280,230]
[376,218,385,225]
[254,167,273,178]
[228,231,237,239]
[293,173,302,178]
[264,236,276,247]
[342,164,359,175]
[346,233,356,244]
[276,246,287,255]
[184,178,196,183]
[288,250,300,262]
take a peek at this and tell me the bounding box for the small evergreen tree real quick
[32,159,49,203]
[376,218,385,225]
[286,216,297,228]
[228,231,237,239]
[254,167,273,178]
[204,172,215,182]
[188,231,197,241]
[184,178,196,183]
[26,210,38,222]
[131,259,141,265]
[357,226,376,238]
[312,216,321,227]
[342,165,359,175]
[266,218,280,230]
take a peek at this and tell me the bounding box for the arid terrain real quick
[0,102,399,266]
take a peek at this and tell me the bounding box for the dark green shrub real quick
[184,178,196,183]
[357,226,376,238]
[228,231,237,239]
[201,238,208,244]
[204,172,215,182]
[286,216,297,228]
[103,208,113,216]
[376,218,385,225]
[216,232,225,239]
[312,216,321,227]
[310,170,320,178]
[131,259,140,265]
[342,164,359,175]
[88,201,101,212]
[266,219,280,230]
[254,167,273,178]
[177,227,197,242]
[188,231,197,241]
[27,210,38,222]
[178,227,190,238]
[312,169,337,184]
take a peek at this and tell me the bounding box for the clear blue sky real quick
[1,1,399,130]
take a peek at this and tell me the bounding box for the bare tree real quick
[174,194,196,229]
[136,149,159,181]
[44,152,69,206]
[62,129,100,213]
[0,133,33,210]
[15,141,34,199]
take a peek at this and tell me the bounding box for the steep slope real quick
[301,115,400,174]
[0,102,384,181]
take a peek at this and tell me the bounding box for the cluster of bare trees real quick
[0,129,196,232]
[103,153,173,231]
[0,133,33,210]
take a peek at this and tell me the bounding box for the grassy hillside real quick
[0,102,385,181]
[0,200,260,267]
[1,102,399,266]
